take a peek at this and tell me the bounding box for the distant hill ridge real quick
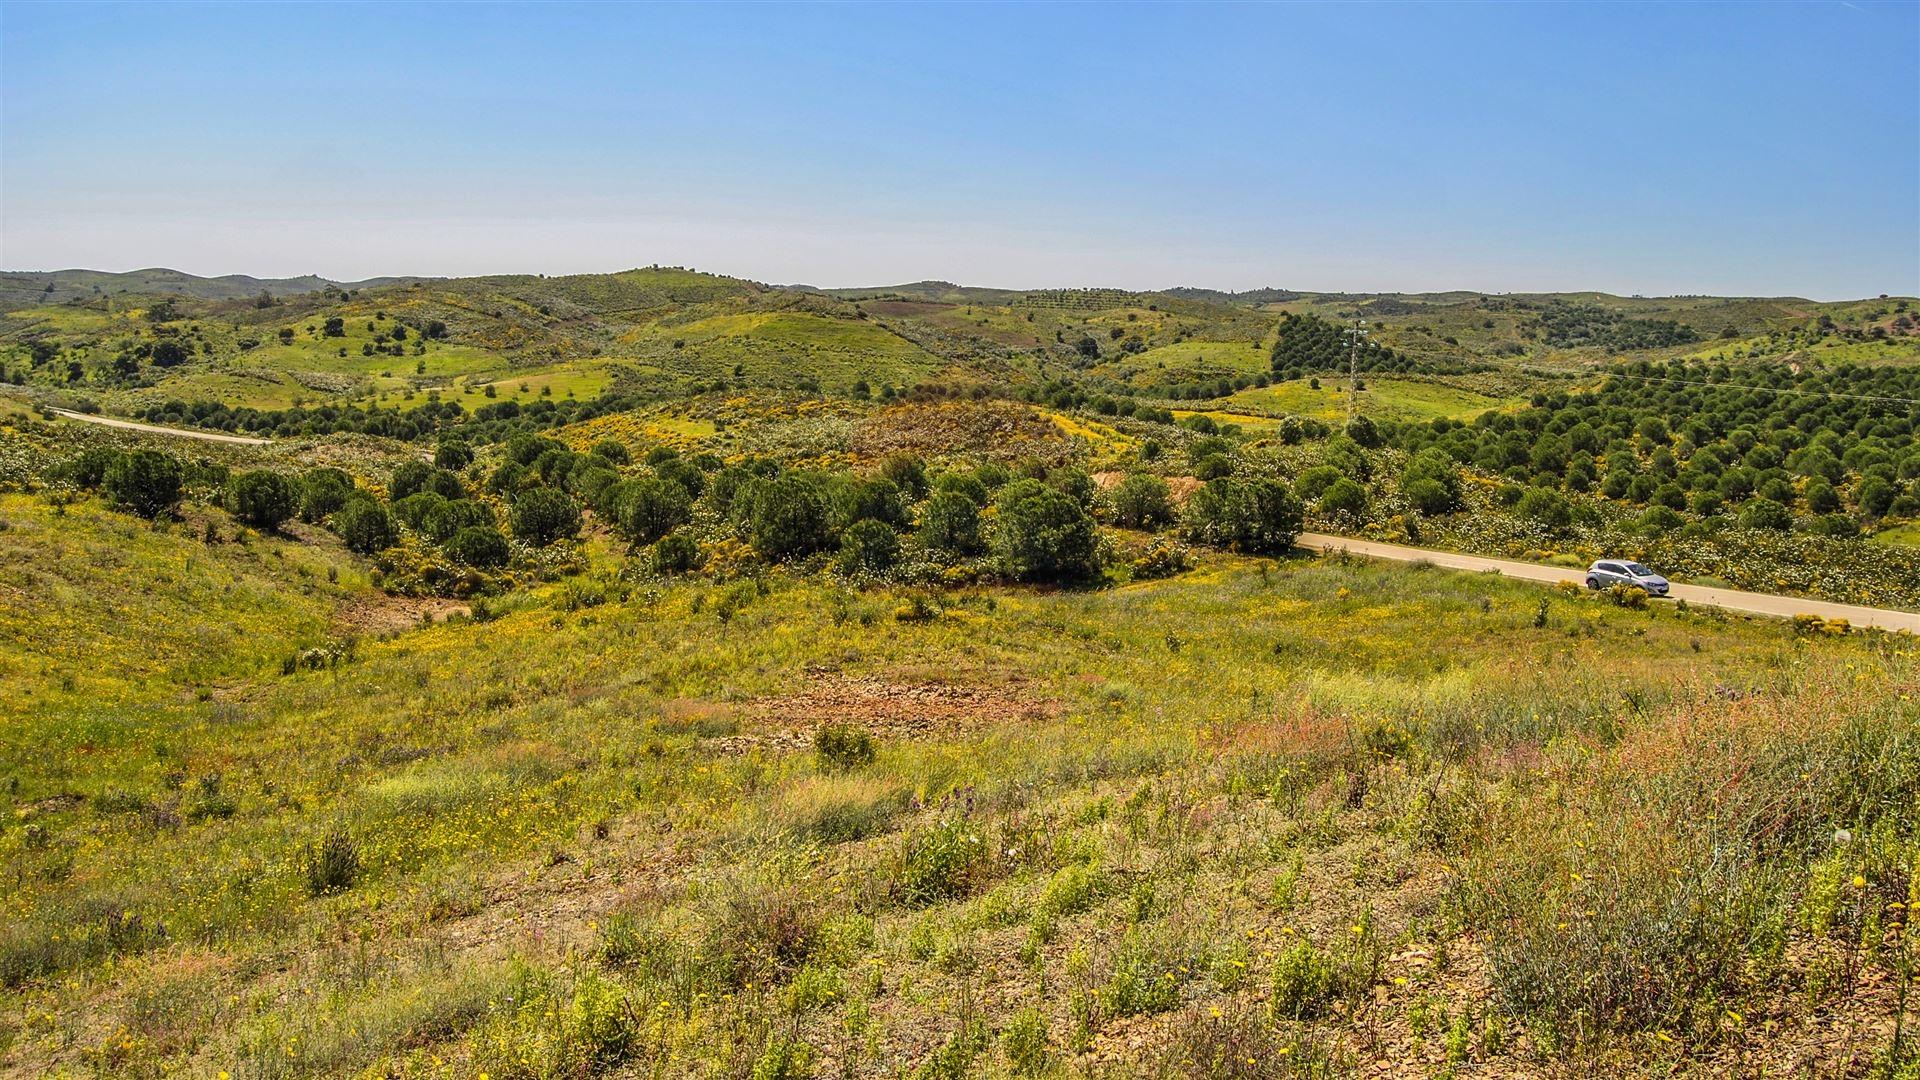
[0,268,432,309]
[3,266,1892,317]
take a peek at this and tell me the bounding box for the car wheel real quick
[1586,577,1599,590]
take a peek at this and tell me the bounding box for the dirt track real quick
[1296,532,1920,633]
[49,408,269,445]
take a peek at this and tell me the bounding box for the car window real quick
[1597,562,1620,574]
[1625,563,1652,576]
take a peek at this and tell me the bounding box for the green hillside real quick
[1,264,1917,1075]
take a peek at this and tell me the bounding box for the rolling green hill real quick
[1,264,1918,1077]
[0,267,428,310]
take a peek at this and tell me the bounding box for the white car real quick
[1585,560,1670,596]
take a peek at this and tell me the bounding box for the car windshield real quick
[1625,563,1653,576]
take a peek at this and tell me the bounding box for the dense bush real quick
[298,468,355,523]
[1317,478,1370,520]
[587,439,630,466]
[917,491,982,556]
[104,449,183,518]
[334,497,396,554]
[433,440,474,470]
[444,525,510,568]
[750,474,835,561]
[838,518,901,574]
[225,469,297,529]
[389,461,435,501]
[61,446,120,488]
[1182,477,1303,554]
[1515,487,1572,529]
[1400,449,1463,515]
[1108,473,1176,531]
[649,530,703,575]
[930,471,989,508]
[834,477,910,531]
[614,477,691,545]
[1738,497,1792,531]
[991,479,1100,583]
[510,488,581,546]
[814,723,877,771]
[421,499,494,543]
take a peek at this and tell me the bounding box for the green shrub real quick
[62,446,121,489]
[1739,497,1793,531]
[838,518,900,574]
[421,468,466,500]
[900,820,989,906]
[655,456,707,500]
[879,451,928,499]
[587,439,630,466]
[1515,486,1571,528]
[931,471,989,507]
[1183,477,1303,554]
[835,476,910,530]
[421,498,493,543]
[1003,1007,1050,1077]
[649,530,703,575]
[1401,449,1464,514]
[1637,505,1684,533]
[511,487,581,546]
[1109,473,1175,530]
[334,498,396,555]
[104,449,182,518]
[1192,454,1234,481]
[445,525,510,568]
[225,469,297,529]
[390,491,449,531]
[1038,861,1105,917]
[991,479,1100,583]
[614,476,691,545]
[298,467,354,523]
[1605,582,1649,609]
[1270,938,1337,1020]
[918,491,983,555]
[1102,928,1188,1017]
[303,828,360,897]
[433,439,473,470]
[750,474,834,560]
[1048,466,1097,509]
[1294,464,1344,501]
[1318,477,1370,520]
[750,1037,814,1080]
[389,460,434,501]
[815,723,877,771]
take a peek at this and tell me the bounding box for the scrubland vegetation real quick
[1,269,1917,1076]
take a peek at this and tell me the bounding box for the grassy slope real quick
[1179,377,1520,425]
[1,512,1913,1075]
[0,494,371,708]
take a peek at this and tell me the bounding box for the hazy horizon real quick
[8,260,1919,305]
[4,1,1916,301]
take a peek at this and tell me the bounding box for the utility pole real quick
[1346,315,1367,425]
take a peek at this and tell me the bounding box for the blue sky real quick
[2,1,1915,298]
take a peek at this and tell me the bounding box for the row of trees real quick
[1386,362,1920,529]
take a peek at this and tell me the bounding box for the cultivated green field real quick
[1198,378,1519,425]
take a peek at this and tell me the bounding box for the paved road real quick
[1295,532,1920,634]
[49,408,269,446]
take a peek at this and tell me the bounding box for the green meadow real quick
[0,270,1917,1077]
